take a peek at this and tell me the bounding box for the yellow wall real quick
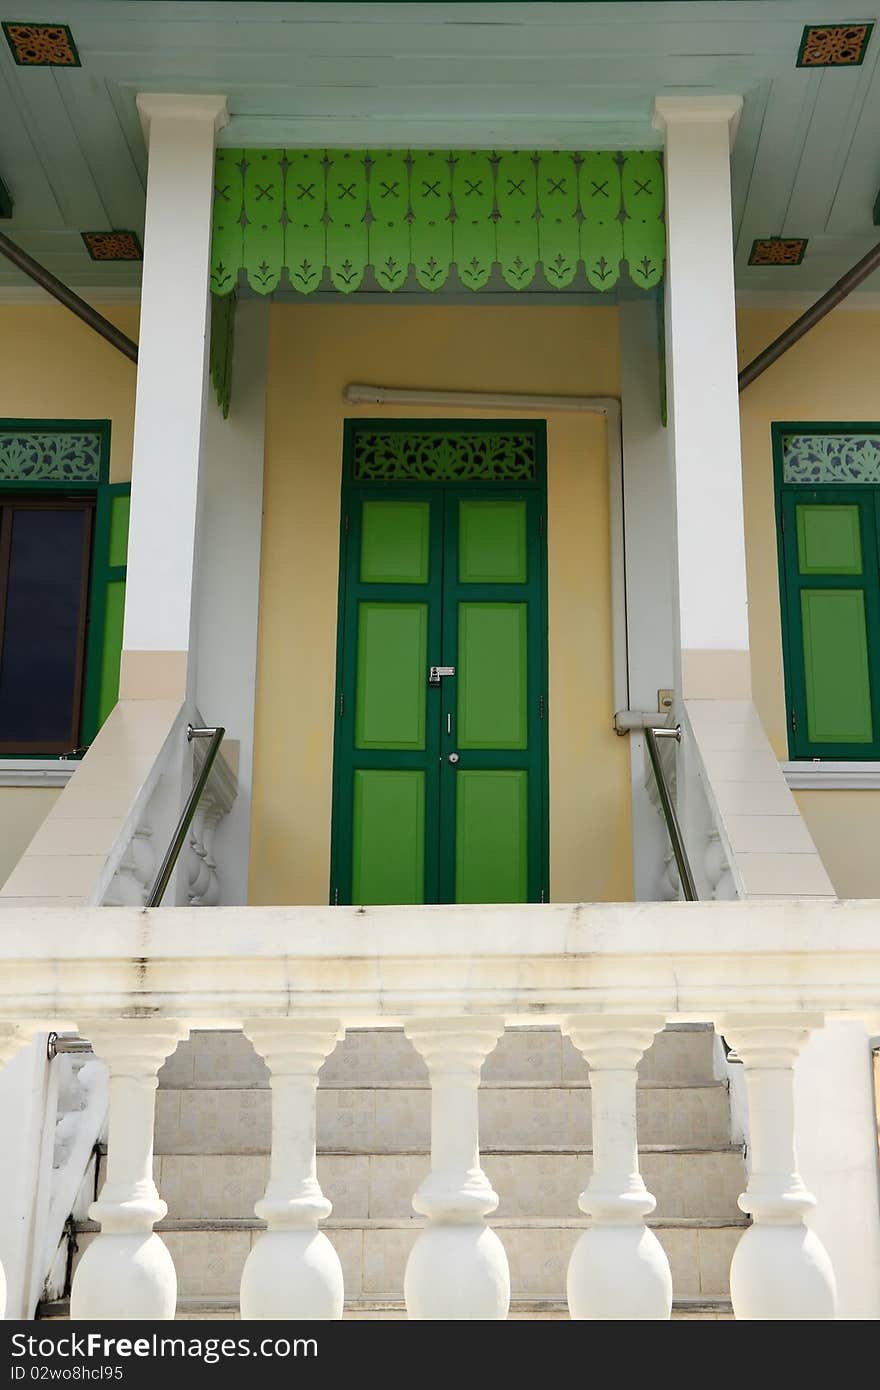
[738,305,880,897]
[0,301,139,876]
[250,304,631,905]
[0,303,139,482]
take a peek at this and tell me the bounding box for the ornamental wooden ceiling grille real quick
[210,149,665,297]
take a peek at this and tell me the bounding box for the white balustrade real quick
[563,1015,672,1319]
[69,1020,188,1320]
[719,1014,838,1320]
[239,1019,344,1320]
[404,1018,510,1320]
[0,1026,29,1317]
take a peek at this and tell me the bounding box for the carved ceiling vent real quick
[748,238,808,267]
[1,21,80,66]
[797,23,873,67]
[81,231,143,262]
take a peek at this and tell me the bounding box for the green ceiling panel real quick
[243,148,283,294]
[211,148,665,296]
[368,149,410,292]
[285,149,326,295]
[621,150,666,291]
[326,149,368,294]
[411,150,454,291]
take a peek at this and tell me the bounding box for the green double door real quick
[331,472,548,906]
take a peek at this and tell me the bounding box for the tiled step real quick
[158,1024,720,1092]
[154,1082,730,1154]
[72,1218,745,1303]
[152,1147,745,1221]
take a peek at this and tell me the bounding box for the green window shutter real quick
[781,488,880,757]
[81,482,130,745]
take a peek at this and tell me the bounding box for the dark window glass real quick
[0,500,93,754]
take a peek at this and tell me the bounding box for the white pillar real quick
[70,1020,188,1321]
[719,1015,837,1320]
[563,1016,672,1320]
[0,1026,28,1318]
[403,1018,509,1320]
[652,95,749,702]
[122,93,228,701]
[239,1019,344,1320]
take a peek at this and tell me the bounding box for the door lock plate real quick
[429,665,455,686]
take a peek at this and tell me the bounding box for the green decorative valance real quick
[211,149,664,297]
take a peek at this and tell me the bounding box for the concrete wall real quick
[738,304,880,898]
[250,302,632,905]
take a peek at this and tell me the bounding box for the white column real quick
[719,1015,837,1320]
[0,1026,28,1318]
[70,1020,188,1321]
[403,1018,509,1320]
[122,94,228,699]
[563,1016,672,1320]
[652,95,749,702]
[239,1019,344,1320]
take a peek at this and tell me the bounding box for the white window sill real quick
[0,759,78,788]
[782,761,880,790]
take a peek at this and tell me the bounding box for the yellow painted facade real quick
[249,303,632,905]
[738,304,880,897]
[0,302,139,887]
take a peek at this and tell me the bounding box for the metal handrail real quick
[644,725,698,902]
[145,724,226,908]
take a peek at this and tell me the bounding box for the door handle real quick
[448,752,460,765]
[429,665,455,687]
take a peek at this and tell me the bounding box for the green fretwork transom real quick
[211,148,665,297]
[353,431,537,482]
[782,433,880,484]
[0,430,102,482]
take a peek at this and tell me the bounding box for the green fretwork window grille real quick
[782,432,880,484]
[0,428,103,482]
[353,430,537,482]
[211,148,665,297]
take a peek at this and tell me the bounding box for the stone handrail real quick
[0,900,876,1322]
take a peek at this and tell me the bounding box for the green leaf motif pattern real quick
[352,432,537,482]
[783,434,880,484]
[0,432,102,481]
[211,149,664,296]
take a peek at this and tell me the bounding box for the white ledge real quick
[1,901,879,1030]
[783,762,880,790]
[0,760,77,789]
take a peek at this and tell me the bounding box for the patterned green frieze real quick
[353,431,537,482]
[211,149,664,296]
[783,434,880,484]
[0,430,102,482]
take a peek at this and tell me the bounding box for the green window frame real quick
[0,419,129,757]
[774,421,880,759]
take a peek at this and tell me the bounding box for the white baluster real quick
[70,1020,188,1320]
[562,1016,672,1320]
[239,1019,344,1320]
[0,1025,27,1317]
[403,1018,509,1320]
[718,1014,837,1320]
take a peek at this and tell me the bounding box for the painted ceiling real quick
[1,1,880,297]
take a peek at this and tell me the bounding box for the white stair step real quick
[72,1219,744,1302]
[159,1025,720,1092]
[153,1147,745,1221]
[154,1082,731,1154]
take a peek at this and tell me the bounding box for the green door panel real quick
[455,769,528,903]
[459,500,527,583]
[801,590,873,743]
[108,492,130,568]
[796,504,862,575]
[82,481,130,744]
[99,581,126,724]
[355,602,427,749]
[457,602,528,749]
[352,769,425,904]
[360,501,430,584]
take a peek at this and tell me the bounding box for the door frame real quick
[330,417,549,906]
